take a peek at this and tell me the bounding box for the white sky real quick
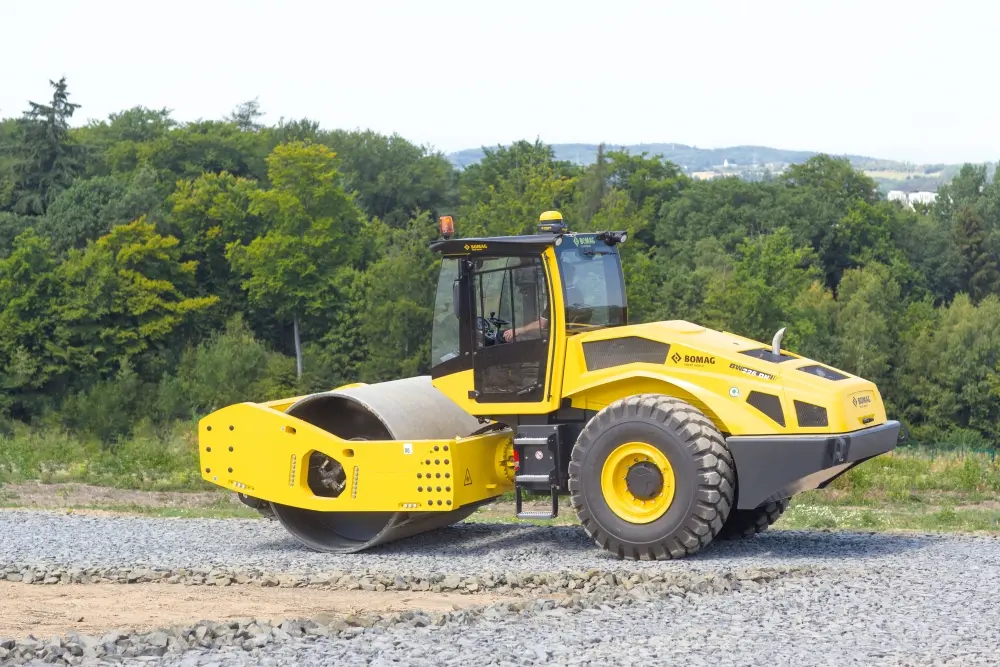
[2,0,997,163]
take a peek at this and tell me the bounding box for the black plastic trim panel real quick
[794,401,829,427]
[798,364,849,381]
[747,391,786,427]
[741,348,797,363]
[583,337,669,371]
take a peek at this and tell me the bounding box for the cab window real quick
[555,235,627,333]
[472,256,549,347]
[431,257,461,366]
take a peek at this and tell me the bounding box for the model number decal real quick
[729,362,774,380]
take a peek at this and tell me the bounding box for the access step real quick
[515,485,559,520]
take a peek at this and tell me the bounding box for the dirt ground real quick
[0,483,581,522]
[0,482,227,510]
[0,583,505,637]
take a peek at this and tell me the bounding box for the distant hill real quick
[447,143,972,193]
[449,143,865,171]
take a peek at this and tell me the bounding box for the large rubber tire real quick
[569,394,735,560]
[718,498,789,539]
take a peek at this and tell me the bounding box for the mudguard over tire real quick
[569,394,736,560]
[718,498,789,539]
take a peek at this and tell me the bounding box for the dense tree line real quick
[1,79,999,447]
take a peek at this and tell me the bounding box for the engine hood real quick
[561,320,888,436]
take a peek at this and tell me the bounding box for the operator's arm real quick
[503,316,549,342]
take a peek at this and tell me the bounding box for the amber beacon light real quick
[439,215,455,239]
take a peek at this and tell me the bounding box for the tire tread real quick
[570,394,736,560]
[718,498,790,539]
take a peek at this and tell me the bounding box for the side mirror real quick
[452,280,461,318]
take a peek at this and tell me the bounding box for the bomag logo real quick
[685,355,715,365]
[672,353,715,365]
[572,236,596,246]
[464,243,488,251]
[852,394,873,408]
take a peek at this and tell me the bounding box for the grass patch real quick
[802,447,1000,507]
[0,501,259,519]
[780,503,1000,533]
[0,421,207,491]
[1,425,998,534]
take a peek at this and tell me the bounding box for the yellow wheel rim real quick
[600,442,675,524]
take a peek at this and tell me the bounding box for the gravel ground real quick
[2,510,999,666]
[148,567,1000,667]
[0,510,936,577]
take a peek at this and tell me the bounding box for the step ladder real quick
[512,428,565,520]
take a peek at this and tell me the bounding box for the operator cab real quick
[429,211,627,408]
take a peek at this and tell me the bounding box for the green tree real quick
[577,142,608,223]
[895,210,962,303]
[228,141,363,378]
[579,150,687,249]
[357,213,440,380]
[322,130,455,227]
[96,119,268,184]
[78,107,176,148]
[787,281,838,363]
[9,78,83,214]
[156,315,295,420]
[459,140,578,210]
[655,177,790,255]
[952,205,1000,302]
[605,150,686,240]
[899,294,1000,441]
[226,98,264,133]
[168,171,262,309]
[934,164,988,222]
[52,218,217,383]
[0,118,23,210]
[701,228,822,345]
[833,264,901,406]
[780,156,881,288]
[0,212,32,258]
[75,106,176,178]
[36,167,163,253]
[783,155,879,207]
[458,142,578,237]
[0,229,61,417]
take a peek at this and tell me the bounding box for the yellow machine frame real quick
[200,401,514,513]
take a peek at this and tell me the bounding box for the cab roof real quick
[430,231,624,256]
[429,234,559,256]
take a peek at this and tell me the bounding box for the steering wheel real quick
[487,311,508,326]
[477,313,511,345]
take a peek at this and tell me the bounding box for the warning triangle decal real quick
[464,468,473,486]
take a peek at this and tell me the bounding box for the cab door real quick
[469,254,551,403]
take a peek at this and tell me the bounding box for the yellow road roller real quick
[199,211,900,559]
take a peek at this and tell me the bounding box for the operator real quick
[503,308,548,342]
[503,262,582,342]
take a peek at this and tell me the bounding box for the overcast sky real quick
[2,0,997,163]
